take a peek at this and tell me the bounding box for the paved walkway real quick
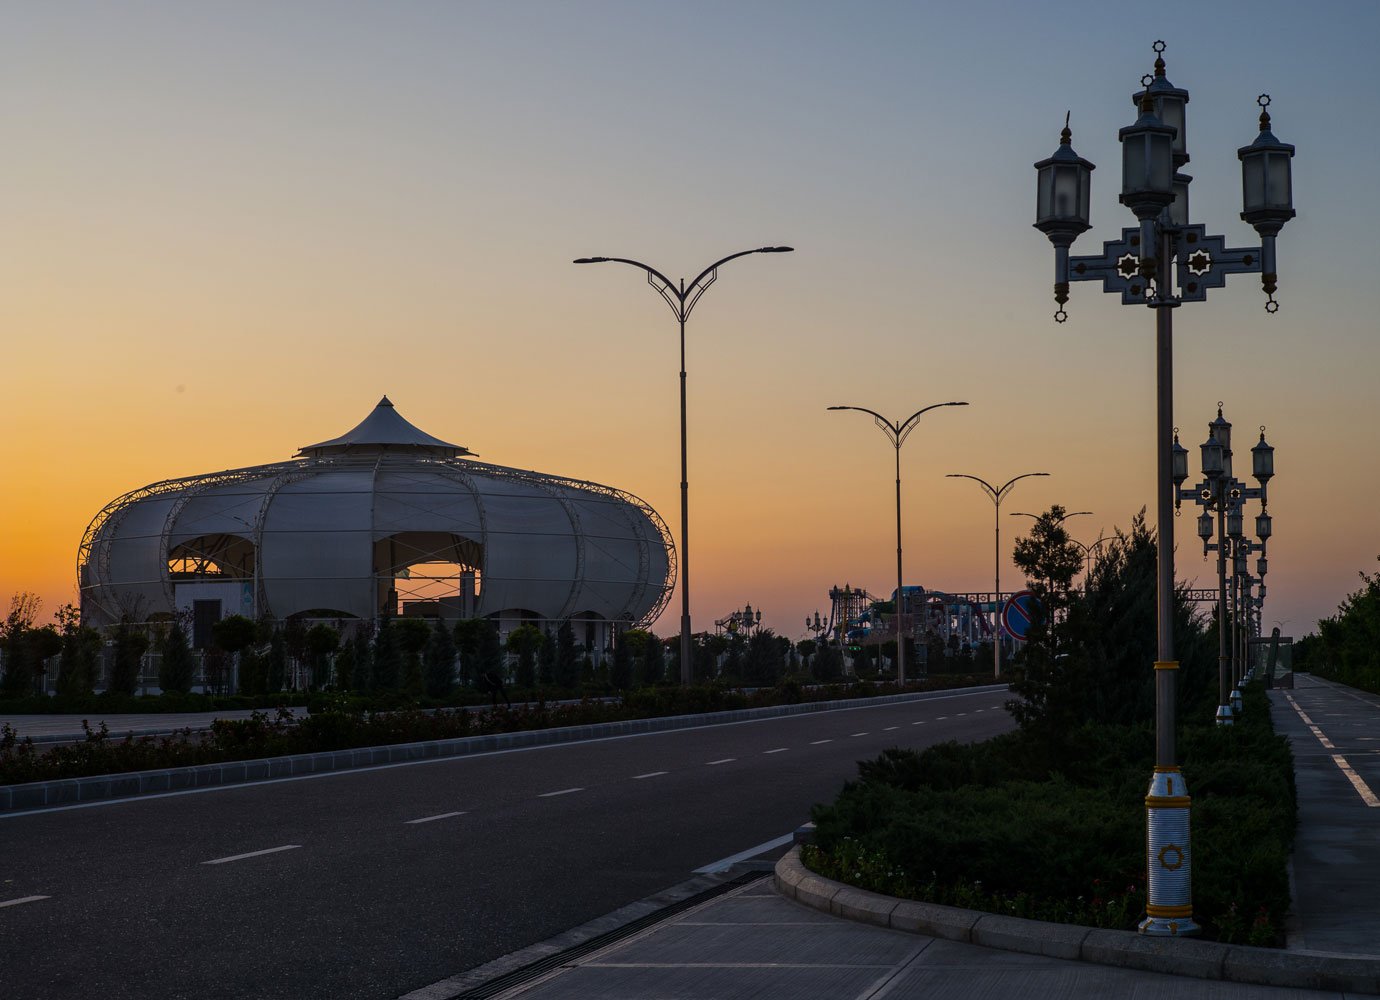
[1268,673,1380,954]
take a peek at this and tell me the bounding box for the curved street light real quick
[575,247,794,684]
[829,401,969,684]
[1010,510,1098,581]
[946,472,1050,678]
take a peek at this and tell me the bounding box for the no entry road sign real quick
[1001,590,1042,642]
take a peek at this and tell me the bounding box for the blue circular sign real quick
[1000,590,1042,642]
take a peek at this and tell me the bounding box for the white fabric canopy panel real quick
[79,399,675,631]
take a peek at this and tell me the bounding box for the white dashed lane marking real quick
[405,811,466,825]
[203,845,301,866]
[0,895,49,909]
[810,739,833,745]
[632,771,667,780]
[538,787,583,798]
[849,732,869,738]
[706,758,735,766]
[763,748,789,754]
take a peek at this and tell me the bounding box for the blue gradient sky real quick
[5,1,1378,639]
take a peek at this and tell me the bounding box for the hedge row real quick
[0,674,990,786]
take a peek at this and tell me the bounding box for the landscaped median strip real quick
[774,846,1380,994]
[0,684,1005,815]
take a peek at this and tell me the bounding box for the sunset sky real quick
[5,1,1378,642]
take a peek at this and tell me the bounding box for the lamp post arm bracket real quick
[1068,227,1150,305]
[682,268,718,321]
[1175,227,1263,303]
[897,401,968,448]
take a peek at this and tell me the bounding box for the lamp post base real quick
[1141,768,1200,937]
[1215,703,1234,726]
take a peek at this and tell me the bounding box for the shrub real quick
[159,622,196,694]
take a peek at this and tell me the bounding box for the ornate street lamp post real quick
[829,402,969,683]
[945,472,1050,679]
[1033,42,1295,937]
[1174,410,1272,725]
[575,247,794,684]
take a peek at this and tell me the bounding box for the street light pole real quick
[1034,41,1295,937]
[829,402,969,684]
[945,472,1050,679]
[575,246,794,685]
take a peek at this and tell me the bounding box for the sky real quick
[4,0,1378,642]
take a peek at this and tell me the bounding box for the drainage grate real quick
[446,869,769,999]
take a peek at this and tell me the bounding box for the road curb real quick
[0,683,1003,814]
[775,847,1380,995]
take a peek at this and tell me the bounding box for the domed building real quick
[78,398,675,647]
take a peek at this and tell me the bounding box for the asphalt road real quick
[0,686,1013,1000]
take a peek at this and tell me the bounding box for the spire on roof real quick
[297,398,473,459]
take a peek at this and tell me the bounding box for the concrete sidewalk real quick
[421,874,1355,999]
[426,674,1380,999]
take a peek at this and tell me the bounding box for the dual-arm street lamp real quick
[1033,41,1295,937]
[1010,509,1099,581]
[830,402,969,684]
[575,247,794,684]
[945,472,1050,679]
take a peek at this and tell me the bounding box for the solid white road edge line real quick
[693,832,797,874]
[202,845,301,866]
[0,895,49,909]
[405,811,467,825]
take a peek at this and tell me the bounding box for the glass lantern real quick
[1200,432,1224,479]
[1168,173,1192,227]
[1252,430,1274,483]
[1134,47,1191,165]
[1171,433,1189,486]
[1118,101,1176,217]
[1256,512,1272,539]
[1227,509,1243,538]
[1198,511,1214,541]
[1238,100,1296,234]
[1034,121,1096,241]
